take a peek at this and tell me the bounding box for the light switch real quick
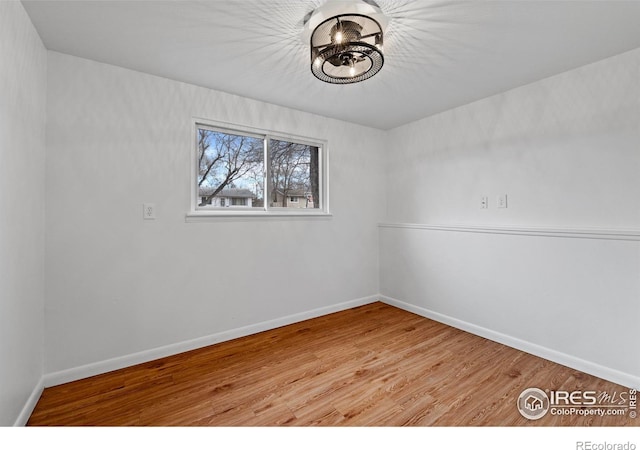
[497,195,508,209]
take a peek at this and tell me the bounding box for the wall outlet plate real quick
[143,203,156,219]
[497,195,508,208]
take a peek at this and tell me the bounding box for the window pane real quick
[197,128,264,208]
[231,198,247,206]
[268,139,320,209]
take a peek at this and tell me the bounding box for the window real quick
[231,198,247,206]
[190,120,328,217]
[269,138,319,210]
[196,127,263,210]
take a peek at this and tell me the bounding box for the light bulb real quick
[334,31,343,43]
[349,65,356,77]
[314,57,321,67]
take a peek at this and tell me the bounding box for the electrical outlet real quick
[143,203,156,220]
[497,195,508,209]
[481,196,488,209]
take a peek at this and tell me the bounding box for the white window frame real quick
[187,118,330,220]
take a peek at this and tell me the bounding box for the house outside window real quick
[200,188,253,208]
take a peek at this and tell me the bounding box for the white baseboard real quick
[13,377,44,426]
[43,295,379,388]
[380,295,640,390]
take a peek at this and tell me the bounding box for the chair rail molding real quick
[378,222,640,242]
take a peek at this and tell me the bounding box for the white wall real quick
[385,48,640,228]
[45,52,386,375]
[0,1,47,426]
[380,48,640,387]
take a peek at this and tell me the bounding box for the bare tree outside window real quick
[269,139,319,209]
[197,129,263,208]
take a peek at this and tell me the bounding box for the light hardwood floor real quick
[28,302,638,426]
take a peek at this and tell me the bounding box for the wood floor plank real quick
[27,303,638,426]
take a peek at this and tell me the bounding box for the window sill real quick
[185,210,333,222]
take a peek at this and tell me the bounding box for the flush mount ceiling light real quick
[303,1,388,84]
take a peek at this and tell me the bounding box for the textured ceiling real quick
[22,0,640,129]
